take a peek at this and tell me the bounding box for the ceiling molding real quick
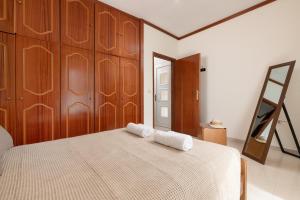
[178,0,276,40]
[143,20,180,40]
[99,0,276,41]
[142,0,276,40]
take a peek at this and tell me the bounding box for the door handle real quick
[17,0,23,4]
[154,94,157,101]
[196,90,199,101]
[6,97,12,101]
[18,97,24,101]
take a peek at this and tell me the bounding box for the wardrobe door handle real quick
[196,90,199,101]
[17,0,23,4]
[6,97,12,101]
[18,97,24,101]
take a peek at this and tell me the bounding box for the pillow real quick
[0,125,14,176]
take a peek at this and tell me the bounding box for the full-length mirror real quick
[242,61,296,164]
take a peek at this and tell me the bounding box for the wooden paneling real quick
[61,45,94,138]
[16,36,60,145]
[95,2,120,56]
[0,32,16,143]
[95,2,141,130]
[2,0,143,145]
[95,53,120,132]
[0,0,15,33]
[241,158,248,200]
[120,58,140,127]
[16,0,60,42]
[139,20,144,123]
[119,13,140,60]
[61,0,94,50]
[95,2,141,60]
[173,54,200,137]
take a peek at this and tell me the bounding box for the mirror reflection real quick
[264,81,283,104]
[270,66,289,84]
[250,101,276,144]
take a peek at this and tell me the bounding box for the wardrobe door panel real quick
[61,0,94,50]
[119,13,139,60]
[95,53,120,132]
[120,58,140,127]
[61,46,94,138]
[16,36,60,145]
[0,33,16,143]
[16,0,60,42]
[95,2,120,56]
[0,0,15,33]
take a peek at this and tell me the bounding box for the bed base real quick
[240,158,247,200]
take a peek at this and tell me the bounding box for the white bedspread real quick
[0,129,241,200]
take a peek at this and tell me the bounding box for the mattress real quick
[0,129,241,200]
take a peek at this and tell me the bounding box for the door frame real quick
[152,52,176,130]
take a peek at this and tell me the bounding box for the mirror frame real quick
[242,61,296,164]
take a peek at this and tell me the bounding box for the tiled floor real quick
[228,139,300,200]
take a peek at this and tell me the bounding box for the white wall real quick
[143,24,178,127]
[177,0,300,149]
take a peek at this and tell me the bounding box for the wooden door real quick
[16,36,60,145]
[61,45,94,138]
[61,0,94,50]
[16,0,60,42]
[95,53,120,132]
[95,2,120,56]
[0,0,15,33]
[119,13,140,60]
[173,54,200,137]
[120,58,140,127]
[0,32,16,143]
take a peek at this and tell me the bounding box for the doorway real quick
[153,52,201,136]
[153,53,175,131]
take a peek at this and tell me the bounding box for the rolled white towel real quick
[154,131,193,151]
[126,123,154,138]
[138,124,155,136]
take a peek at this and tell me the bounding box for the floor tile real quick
[228,139,300,200]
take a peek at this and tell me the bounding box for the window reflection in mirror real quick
[264,81,283,104]
[270,66,289,84]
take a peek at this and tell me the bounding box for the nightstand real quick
[198,123,227,145]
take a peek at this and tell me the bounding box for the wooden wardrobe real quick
[95,2,141,132]
[0,0,142,145]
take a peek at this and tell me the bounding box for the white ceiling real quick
[99,0,265,37]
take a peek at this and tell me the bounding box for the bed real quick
[0,129,243,200]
